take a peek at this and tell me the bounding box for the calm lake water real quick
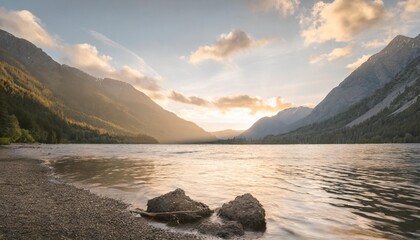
[2,144,420,239]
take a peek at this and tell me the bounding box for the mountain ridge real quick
[259,55,420,144]
[290,34,420,131]
[240,106,312,139]
[0,29,216,143]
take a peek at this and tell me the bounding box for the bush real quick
[0,137,10,145]
[5,115,21,142]
[18,129,34,143]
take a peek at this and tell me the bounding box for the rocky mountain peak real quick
[385,34,419,50]
[293,34,420,128]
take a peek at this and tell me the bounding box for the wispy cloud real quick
[110,66,161,91]
[363,37,393,48]
[169,91,294,114]
[214,95,293,114]
[168,91,209,106]
[346,54,371,71]
[89,30,161,78]
[187,30,273,64]
[310,46,353,64]
[249,0,300,16]
[301,0,389,45]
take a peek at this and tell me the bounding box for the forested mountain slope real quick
[0,29,216,143]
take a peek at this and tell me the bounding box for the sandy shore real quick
[0,158,201,240]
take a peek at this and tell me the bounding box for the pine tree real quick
[6,115,22,142]
[0,91,9,137]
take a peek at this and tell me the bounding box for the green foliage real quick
[18,129,34,143]
[5,115,21,141]
[0,137,10,145]
[0,91,8,136]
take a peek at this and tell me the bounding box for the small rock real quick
[197,220,244,239]
[219,193,266,231]
[146,188,212,223]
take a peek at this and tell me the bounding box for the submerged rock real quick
[197,220,244,239]
[219,193,266,231]
[146,188,212,223]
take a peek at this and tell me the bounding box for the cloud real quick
[309,55,323,64]
[60,44,161,91]
[404,0,420,13]
[90,30,161,78]
[327,46,353,61]
[301,0,388,44]
[110,66,161,91]
[169,91,209,106]
[249,0,300,16]
[346,54,371,71]
[310,46,352,64]
[0,8,58,48]
[170,91,294,114]
[214,95,293,114]
[363,38,391,48]
[59,43,114,76]
[188,30,272,63]
[0,8,161,92]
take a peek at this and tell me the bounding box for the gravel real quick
[0,158,201,240]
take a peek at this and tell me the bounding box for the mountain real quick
[240,106,312,139]
[260,55,420,144]
[291,34,420,130]
[211,129,244,140]
[0,29,216,143]
[0,60,157,144]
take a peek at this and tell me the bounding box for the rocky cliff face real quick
[295,34,420,128]
[240,106,312,139]
[261,56,420,144]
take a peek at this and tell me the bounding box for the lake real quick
[3,144,420,239]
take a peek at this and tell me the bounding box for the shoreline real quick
[0,158,201,240]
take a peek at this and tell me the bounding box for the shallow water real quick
[2,144,420,239]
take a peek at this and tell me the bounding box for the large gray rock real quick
[146,188,212,223]
[219,194,266,231]
[197,220,244,239]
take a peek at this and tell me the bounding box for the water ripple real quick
[4,144,420,239]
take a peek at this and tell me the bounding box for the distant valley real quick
[211,129,244,140]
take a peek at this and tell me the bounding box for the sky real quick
[0,0,419,131]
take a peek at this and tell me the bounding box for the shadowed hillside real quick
[0,29,216,143]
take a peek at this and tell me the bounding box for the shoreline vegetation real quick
[0,157,199,239]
